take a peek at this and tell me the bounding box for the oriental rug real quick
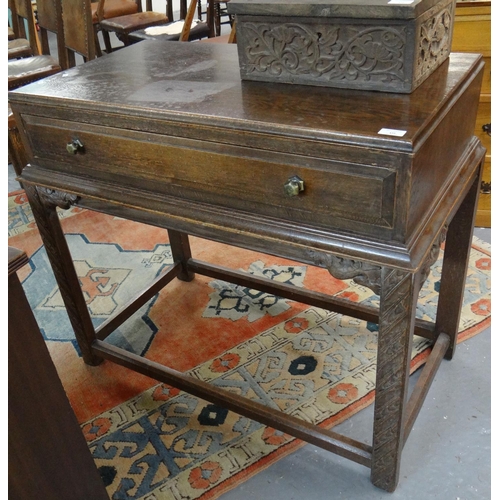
[8,189,491,500]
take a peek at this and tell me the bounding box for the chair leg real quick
[101,29,114,54]
[93,28,103,57]
[215,2,221,36]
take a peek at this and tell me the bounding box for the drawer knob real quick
[482,123,491,136]
[284,176,305,197]
[66,138,84,155]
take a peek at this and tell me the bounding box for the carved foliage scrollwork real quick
[37,187,79,209]
[241,22,407,84]
[415,5,453,80]
[306,249,382,294]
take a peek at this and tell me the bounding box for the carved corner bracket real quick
[37,187,79,210]
[306,226,448,297]
[418,225,448,289]
[306,250,382,295]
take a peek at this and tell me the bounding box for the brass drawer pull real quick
[66,138,84,154]
[284,175,305,197]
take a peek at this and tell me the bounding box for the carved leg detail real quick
[167,229,194,282]
[435,173,482,359]
[24,185,101,366]
[371,268,419,492]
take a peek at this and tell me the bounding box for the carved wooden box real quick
[228,0,457,93]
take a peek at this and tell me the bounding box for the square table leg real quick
[370,268,420,492]
[435,172,482,360]
[370,162,483,491]
[23,184,102,366]
[167,229,195,282]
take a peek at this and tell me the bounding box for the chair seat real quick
[8,55,61,90]
[128,21,211,42]
[8,38,33,59]
[99,11,169,34]
[91,0,139,23]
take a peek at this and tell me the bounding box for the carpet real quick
[8,189,491,500]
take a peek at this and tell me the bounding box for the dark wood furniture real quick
[92,0,142,54]
[8,0,33,61]
[451,0,491,227]
[7,0,61,90]
[8,247,109,500]
[97,0,169,48]
[127,0,214,44]
[9,42,485,492]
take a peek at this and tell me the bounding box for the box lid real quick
[227,0,442,19]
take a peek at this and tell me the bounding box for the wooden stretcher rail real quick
[96,262,182,340]
[403,332,450,444]
[188,259,437,341]
[92,339,373,467]
[93,255,438,345]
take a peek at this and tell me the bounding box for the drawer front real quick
[23,116,398,233]
[451,6,491,94]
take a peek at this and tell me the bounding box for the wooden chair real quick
[213,0,233,37]
[36,0,69,69]
[91,0,142,54]
[8,0,33,59]
[61,0,101,66]
[8,0,39,56]
[97,0,170,49]
[8,0,61,90]
[126,0,214,44]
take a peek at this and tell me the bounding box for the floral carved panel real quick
[415,4,454,82]
[238,22,408,90]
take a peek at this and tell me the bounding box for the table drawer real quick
[23,116,397,232]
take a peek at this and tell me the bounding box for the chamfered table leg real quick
[167,229,195,282]
[23,184,102,366]
[435,169,483,360]
[370,268,420,492]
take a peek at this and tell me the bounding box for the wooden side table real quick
[9,42,485,492]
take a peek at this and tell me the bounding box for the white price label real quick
[378,128,407,137]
